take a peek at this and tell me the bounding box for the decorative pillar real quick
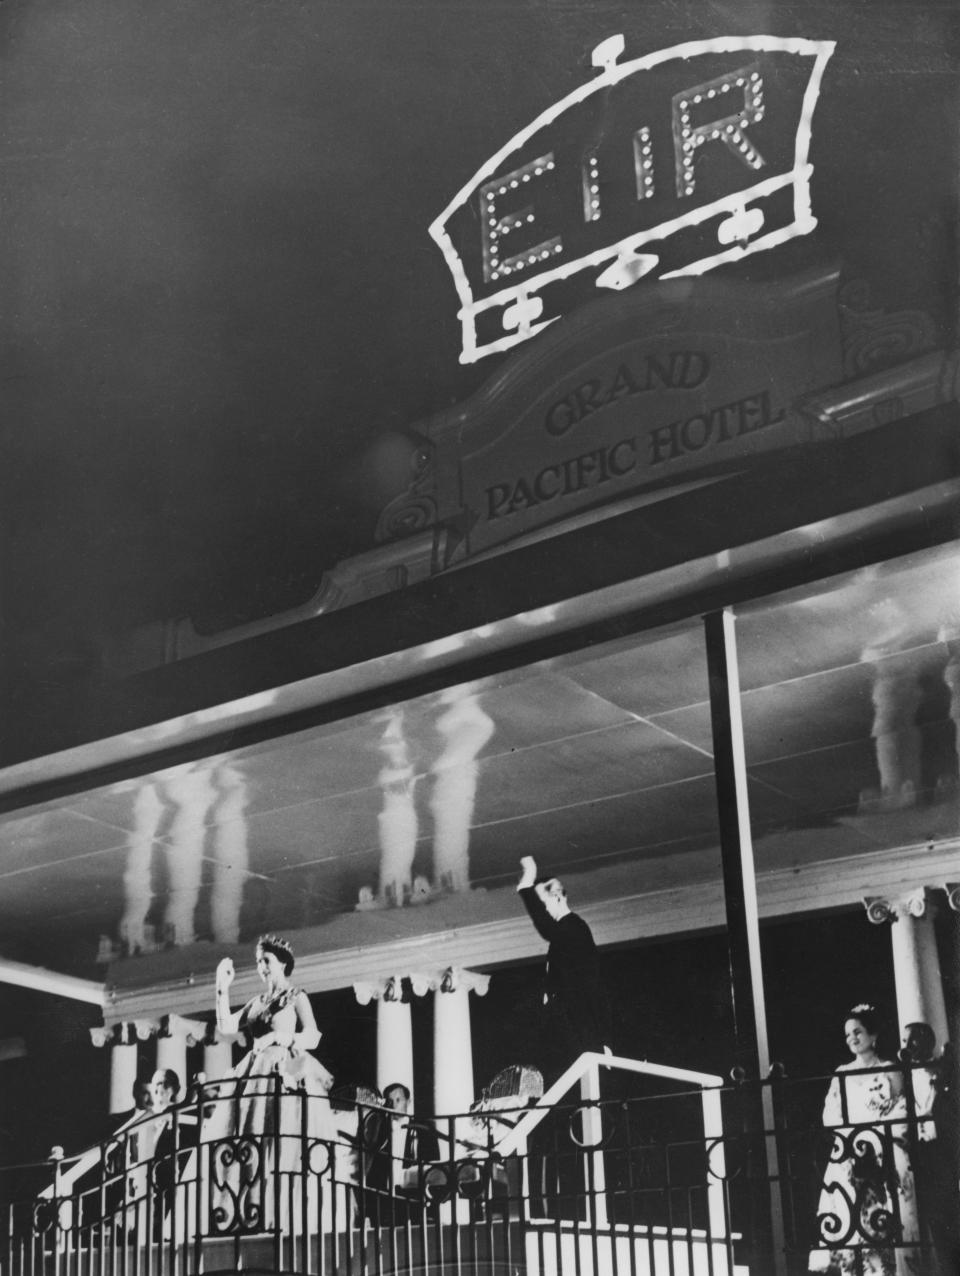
[863,889,949,1047]
[156,1013,209,1093]
[201,1030,235,1082]
[91,1020,159,1114]
[354,976,414,1096]
[429,967,490,1115]
[156,1028,188,1091]
[106,1027,138,1115]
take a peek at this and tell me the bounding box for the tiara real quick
[258,934,294,955]
[850,1003,875,1014]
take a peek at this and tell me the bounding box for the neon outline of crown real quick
[429,35,836,365]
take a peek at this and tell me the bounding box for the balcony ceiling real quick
[1,544,957,980]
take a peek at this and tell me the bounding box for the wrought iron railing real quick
[1,1058,953,1276]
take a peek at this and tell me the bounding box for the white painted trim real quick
[0,959,105,1007]
[102,837,960,1025]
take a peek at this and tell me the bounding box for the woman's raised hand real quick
[216,957,235,990]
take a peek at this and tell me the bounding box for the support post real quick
[704,607,786,1275]
[579,1059,607,1230]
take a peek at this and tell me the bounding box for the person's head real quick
[534,877,569,921]
[844,1004,881,1061]
[384,1083,411,1114]
[256,934,295,982]
[132,1079,153,1113]
[902,1021,936,1064]
[150,1069,181,1112]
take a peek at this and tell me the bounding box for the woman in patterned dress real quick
[809,1004,920,1276]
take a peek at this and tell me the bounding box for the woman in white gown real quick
[204,936,338,1232]
[809,1004,920,1276]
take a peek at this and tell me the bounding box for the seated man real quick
[148,1070,198,1238]
[366,1083,441,1223]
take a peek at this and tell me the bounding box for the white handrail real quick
[495,1051,722,1157]
[37,1109,198,1199]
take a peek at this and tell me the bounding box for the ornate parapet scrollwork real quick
[374,442,437,544]
[838,279,938,380]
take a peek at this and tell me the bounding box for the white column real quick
[92,1022,154,1114]
[377,994,414,1095]
[203,1037,235,1081]
[156,1029,188,1090]
[355,977,415,1095]
[865,890,949,1048]
[431,967,489,1116]
[109,1034,139,1115]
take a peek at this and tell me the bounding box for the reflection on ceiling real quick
[0,543,957,976]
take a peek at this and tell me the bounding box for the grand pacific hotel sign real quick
[364,34,863,570]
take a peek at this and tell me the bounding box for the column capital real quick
[409,965,490,996]
[944,882,960,912]
[353,975,405,1005]
[132,1017,162,1041]
[354,968,491,1002]
[862,887,933,923]
[438,966,491,996]
[900,888,930,918]
[863,896,894,925]
[90,1019,161,1047]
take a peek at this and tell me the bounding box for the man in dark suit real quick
[362,1083,441,1225]
[384,1083,440,1168]
[149,1070,197,1239]
[517,856,612,1065]
[900,1023,959,1275]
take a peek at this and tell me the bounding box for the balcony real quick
[2,1055,951,1276]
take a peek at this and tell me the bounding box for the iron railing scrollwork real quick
[0,1067,953,1276]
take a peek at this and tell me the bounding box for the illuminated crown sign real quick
[430,35,835,364]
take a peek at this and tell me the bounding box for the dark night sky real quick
[1,0,956,705]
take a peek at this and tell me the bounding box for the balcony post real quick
[704,607,786,1274]
[704,608,769,1076]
